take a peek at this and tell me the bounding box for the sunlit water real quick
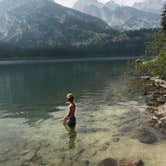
[0,58,166,166]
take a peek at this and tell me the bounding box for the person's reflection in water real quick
[64,123,77,149]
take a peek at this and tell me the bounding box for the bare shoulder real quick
[69,103,76,110]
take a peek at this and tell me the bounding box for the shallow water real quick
[0,58,166,166]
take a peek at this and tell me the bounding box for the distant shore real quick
[0,56,139,65]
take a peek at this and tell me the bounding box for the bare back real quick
[68,103,75,118]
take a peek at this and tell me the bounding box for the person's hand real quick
[63,116,68,121]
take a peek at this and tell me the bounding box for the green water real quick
[0,58,166,166]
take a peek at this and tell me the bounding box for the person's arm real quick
[63,105,72,121]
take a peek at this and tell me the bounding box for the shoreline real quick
[0,56,138,65]
[140,76,166,132]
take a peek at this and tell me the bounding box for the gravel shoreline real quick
[140,76,166,132]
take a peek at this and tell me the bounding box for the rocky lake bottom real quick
[0,59,166,166]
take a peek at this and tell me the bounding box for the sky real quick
[54,0,143,8]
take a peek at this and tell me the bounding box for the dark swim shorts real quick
[67,116,76,127]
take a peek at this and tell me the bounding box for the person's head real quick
[66,93,74,102]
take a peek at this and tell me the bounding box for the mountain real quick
[73,0,161,31]
[105,0,119,11]
[0,0,156,58]
[0,0,109,49]
[133,0,164,14]
[73,0,111,24]
[73,0,104,11]
[109,7,160,30]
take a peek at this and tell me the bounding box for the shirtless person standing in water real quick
[63,93,76,127]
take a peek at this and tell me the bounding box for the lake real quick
[0,58,166,166]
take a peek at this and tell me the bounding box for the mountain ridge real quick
[0,0,110,49]
[133,0,164,14]
[73,0,161,31]
[0,0,157,58]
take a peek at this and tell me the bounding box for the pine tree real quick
[161,4,166,34]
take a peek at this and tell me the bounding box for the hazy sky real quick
[54,0,143,8]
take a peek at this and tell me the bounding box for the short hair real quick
[66,93,74,101]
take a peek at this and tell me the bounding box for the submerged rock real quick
[76,160,90,166]
[160,117,166,129]
[136,160,144,166]
[120,159,144,166]
[146,107,158,113]
[146,101,160,107]
[134,127,158,144]
[98,158,144,166]
[97,158,118,166]
[154,111,165,119]
[112,137,120,142]
[156,96,166,105]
